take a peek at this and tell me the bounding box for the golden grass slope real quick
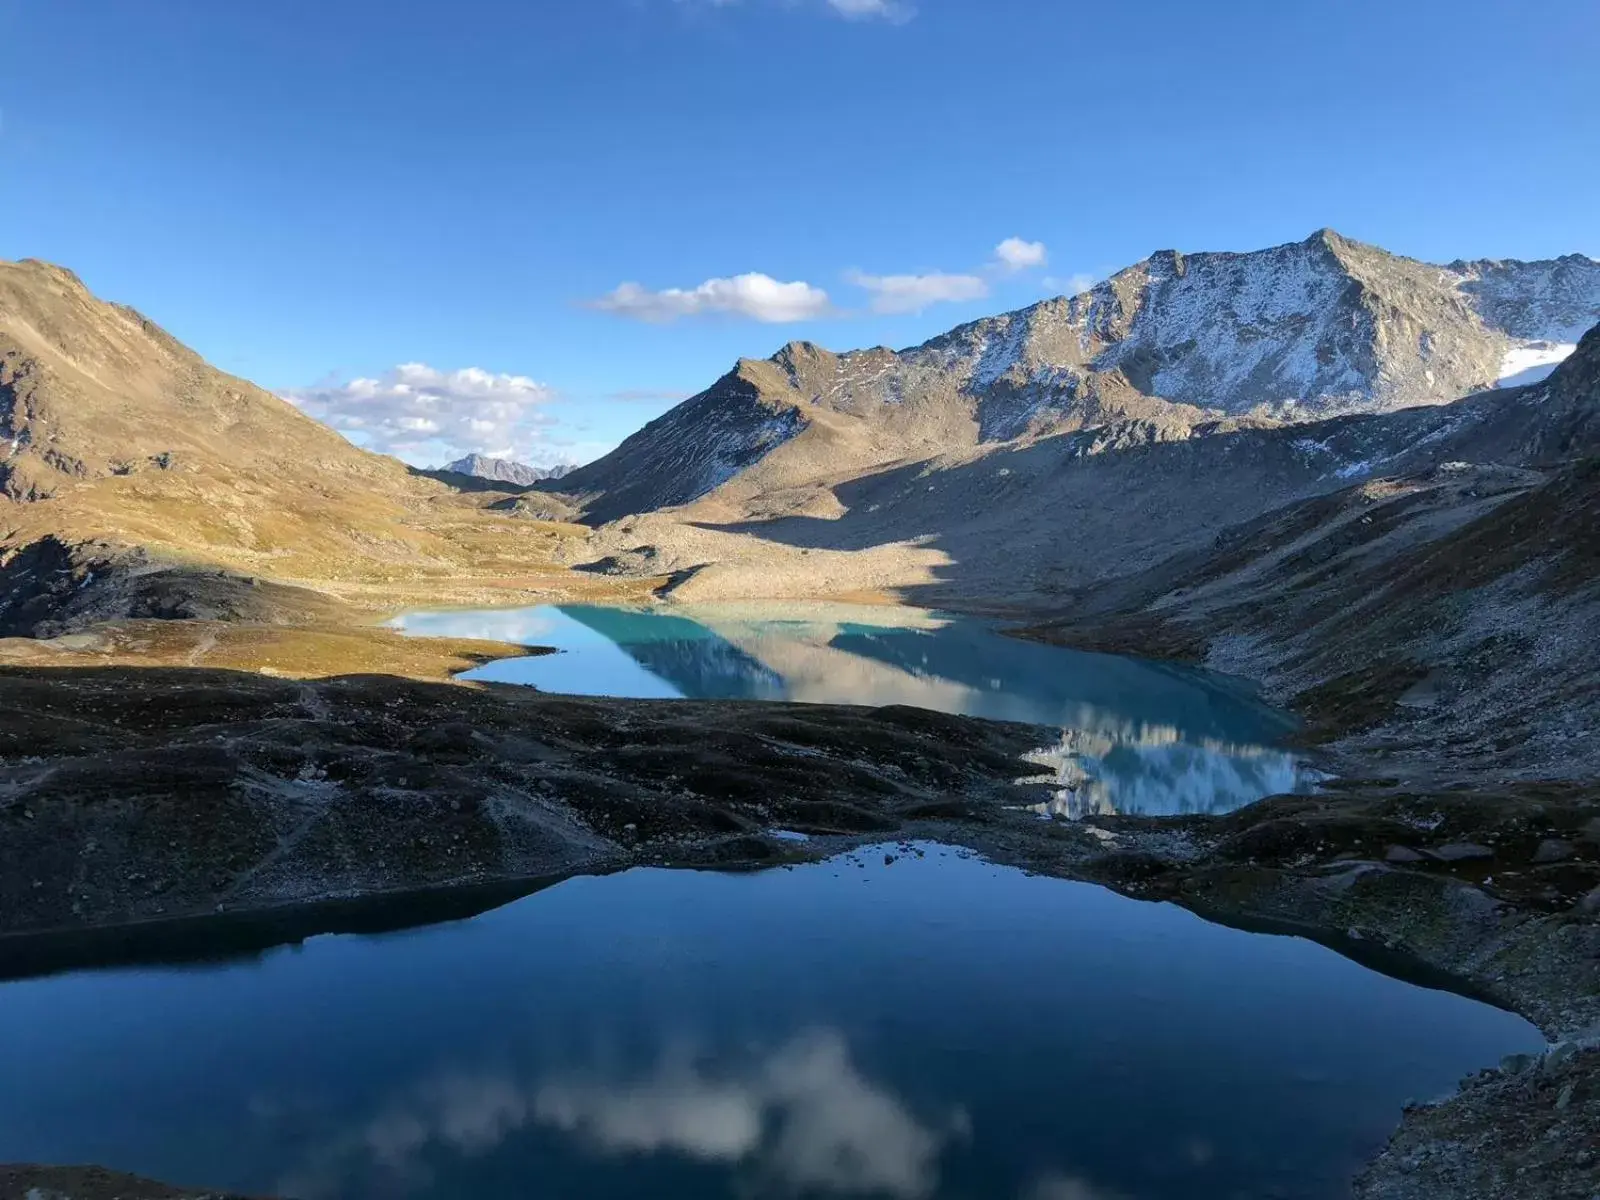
[0,258,639,613]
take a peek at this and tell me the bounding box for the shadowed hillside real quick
[1022,324,1600,785]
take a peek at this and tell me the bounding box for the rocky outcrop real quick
[0,1164,264,1199]
[0,666,1047,941]
[551,365,811,523]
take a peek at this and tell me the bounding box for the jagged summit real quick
[442,453,572,487]
[553,232,1600,523]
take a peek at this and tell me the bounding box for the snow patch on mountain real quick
[903,232,1600,424]
[967,312,1034,393]
[549,232,1600,523]
[1499,341,1577,389]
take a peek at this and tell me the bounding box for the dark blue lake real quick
[394,602,1312,817]
[0,846,1539,1200]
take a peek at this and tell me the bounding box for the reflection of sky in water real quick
[283,1028,961,1200]
[393,603,1311,816]
[0,847,1540,1200]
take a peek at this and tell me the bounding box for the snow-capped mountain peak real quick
[553,231,1600,520]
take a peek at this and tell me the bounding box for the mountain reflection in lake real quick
[394,602,1310,816]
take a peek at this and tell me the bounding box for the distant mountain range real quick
[442,454,574,487]
[2,235,1596,652]
[550,230,1600,524]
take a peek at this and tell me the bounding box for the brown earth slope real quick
[558,332,1597,612]
[0,258,628,638]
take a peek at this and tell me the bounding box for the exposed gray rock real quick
[1385,845,1427,863]
[443,454,573,487]
[1430,843,1496,862]
[554,231,1600,525]
[486,493,576,522]
[1533,838,1577,864]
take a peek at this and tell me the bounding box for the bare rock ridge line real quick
[440,453,573,487]
[0,259,418,501]
[546,229,1600,525]
[555,318,1600,615]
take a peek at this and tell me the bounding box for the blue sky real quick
[1,0,1595,467]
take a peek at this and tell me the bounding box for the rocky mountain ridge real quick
[1024,323,1600,790]
[562,318,1600,619]
[442,454,573,486]
[551,230,1600,524]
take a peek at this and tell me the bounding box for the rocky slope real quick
[551,230,1600,524]
[1021,324,1600,787]
[0,667,1047,941]
[556,321,1598,613]
[442,453,572,486]
[0,1164,262,1199]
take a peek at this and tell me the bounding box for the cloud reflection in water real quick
[278,1030,964,1199]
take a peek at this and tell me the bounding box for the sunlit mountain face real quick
[394,602,1313,817]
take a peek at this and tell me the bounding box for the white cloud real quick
[845,269,990,315]
[282,362,560,466]
[536,1031,959,1197]
[825,0,914,19]
[591,274,834,323]
[993,238,1049,272]
[1025,1173,1129,1200]
[680,0,914,20]
[591,232,1058,327]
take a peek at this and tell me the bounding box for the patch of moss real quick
[1290,658,1429,742]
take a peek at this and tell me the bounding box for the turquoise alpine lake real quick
[394,601,1313,817]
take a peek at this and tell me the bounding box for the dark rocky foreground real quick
[1355,1043,1599,1200]
[1,664,1597,1198]
[0,1165,260,1199]
[0,665,1042,941]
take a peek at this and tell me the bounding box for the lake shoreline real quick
[3,838,1561,1200]
[1,596,1596,1200]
